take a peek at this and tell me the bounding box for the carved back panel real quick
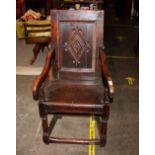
[51,10,104,80]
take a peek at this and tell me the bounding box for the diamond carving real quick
[64,27,90,66]
[72,40,81,54]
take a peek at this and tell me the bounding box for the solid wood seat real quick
[39,80,106,114]
[41,80,104,103]
[32,10,114,146]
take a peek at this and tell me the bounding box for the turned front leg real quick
[100,105,110,147]
[39,103,49,144]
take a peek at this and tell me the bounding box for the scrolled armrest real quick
[106,76,114,102]
[99,47,114,102]
[32,48,55,100]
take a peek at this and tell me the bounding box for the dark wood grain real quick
[32,10,114,146]
[99,47,114,102]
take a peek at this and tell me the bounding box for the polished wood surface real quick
[32,10,114,146]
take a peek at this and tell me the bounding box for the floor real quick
[16,2,139,155]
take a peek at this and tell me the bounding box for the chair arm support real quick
[99,47,114,102]
[32,48,55,100]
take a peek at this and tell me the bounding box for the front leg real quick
[39,103,50,144]
[100,105,110,147]
[30,43,41,65]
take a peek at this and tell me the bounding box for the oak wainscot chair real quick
[32,10,114,146]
